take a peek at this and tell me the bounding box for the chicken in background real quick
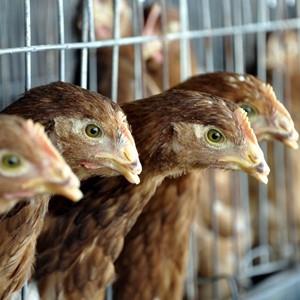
[179,73,299,300]
[263,30,300,253]
[89,0,197,102]
[113,72,298,300]
[142,3,198,89]
[2,81,141,300]
[33,89,269,300]
[0,114,82,299]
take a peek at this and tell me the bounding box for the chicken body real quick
[114,72,298,300]
[0,115,82,299]
[2,82,140,300]
[33,89,268,300]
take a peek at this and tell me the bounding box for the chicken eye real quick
[85,124,103,138]
[206,129,225,144]
[1,153,22,170]
[240,104,257,117]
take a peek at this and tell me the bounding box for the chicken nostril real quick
[130,160,142,174]
[255,162,266,174]
[123,150,134,162]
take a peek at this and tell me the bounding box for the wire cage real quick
[1,0,300,299]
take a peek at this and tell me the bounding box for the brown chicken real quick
[32,89,268,300]
[93,1,197,102]
[264,31,300,255]
[143,3,198,89]
[2,81,141,299]
[3,81,141,183]
[114,72,298,300]
[0,114,82,299]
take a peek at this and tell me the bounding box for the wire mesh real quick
[1,0,300,299]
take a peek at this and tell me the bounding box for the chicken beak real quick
[44,168,83,202]
[23,163,83,202]
[280,128,299,149]
[95,144,142,185]
[119,145,142,184]
[110,159,142,184]
[239,142,270,184]
[221,142,270,184]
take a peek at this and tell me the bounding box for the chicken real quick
[92,0,132,39]
[3,81,141,183]
[95,1,161,102]
[143,3,198,89]
[261,30,300,255]
[0,114,82,299]
[113,72,298,300]
[31,89,268,300]
[93,1,196,102]
[2,81,141,299]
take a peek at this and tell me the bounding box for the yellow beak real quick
[23,164,82,202]
[221,142,270,184]
[95,143,142,185]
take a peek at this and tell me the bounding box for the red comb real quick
[23,119,63,162]
[234,108,257,144]
[143,3,161,36]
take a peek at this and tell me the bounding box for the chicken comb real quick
[23,119,63,162]
[263,83,291,118]
[234,108,257,144]
[143,3,161,36]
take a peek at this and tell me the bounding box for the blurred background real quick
[1,0,300,299]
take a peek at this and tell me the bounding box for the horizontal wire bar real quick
[239,259,290,279]
[2,18,300,55]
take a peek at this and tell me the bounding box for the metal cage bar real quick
[57,0,65,81]
[24,0,31,90]
[3,18,300,56]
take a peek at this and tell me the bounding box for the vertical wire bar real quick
[257,0,269,264]
[233,0,244,73]
[290,0,300,262]
[273,0,289,259]
[179,1,196,298]
[57,0,65,81]
[223,0,234,71]
[106,286,113,300]
[179,0,190,80]
[24,0,31,90]
[80,0,88,89]
[21,285,28,300]
[202,0,214,71]
[240,0,254,277]
[210,172,219,300]
[22,1,31,295]
[201,1,219,298]
[87,0,97,91]
[132,0,145,100]
[196,0,204,72]
[160,0,170,90]
[111,0,121,101]
[232,0,245,285]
